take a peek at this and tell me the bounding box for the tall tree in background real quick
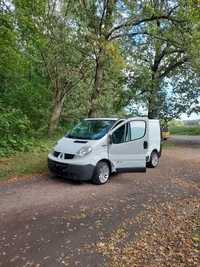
[74,0,123,117]
[0,0,49,131]
[13,0,93,135]
[0,0,200,144]
[123,0,200,120]
[74,0,181,117]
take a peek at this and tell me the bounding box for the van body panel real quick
[47,117,161,181]
[146,120,161,161]
[54,137,98,155]
[49,135,108,167]
[108,118,148,171]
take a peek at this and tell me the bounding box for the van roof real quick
[85,118,119,121]
[84,117,159,122]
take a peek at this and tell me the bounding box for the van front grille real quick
[64,153,74,159]
[53,151,74,159]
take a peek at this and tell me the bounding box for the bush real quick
[0,108,33,156]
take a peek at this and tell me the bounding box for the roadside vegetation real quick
[0,135,61,181]
[0,140,173,182]
[1,0,200,159]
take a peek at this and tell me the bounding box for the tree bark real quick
[148,94,158,119]
[88,51,104,117]
[48,87,65,136]
[87,1,115,117]
[148,72,160,119]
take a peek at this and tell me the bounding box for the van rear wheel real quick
[92,161,110,185]
[148,151,159,168]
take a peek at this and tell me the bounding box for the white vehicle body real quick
[48,117,161,183]
[146,119,162,162]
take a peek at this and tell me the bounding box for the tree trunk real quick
[148,94,158,118]
[148,73,160,119]
[48,88,65,136]
[88,51,104,117]
[87,1,115,117]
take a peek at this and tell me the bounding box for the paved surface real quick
[170,135,200,146]
[0,146,200,267]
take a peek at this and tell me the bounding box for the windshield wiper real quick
[67,134,77,139]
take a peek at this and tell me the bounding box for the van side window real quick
[112,124,126,144]
[130,121,146,140]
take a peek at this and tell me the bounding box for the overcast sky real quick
[180,112,200,120]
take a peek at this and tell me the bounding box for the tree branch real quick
[106,3,183,41]
[152,45,185,72]
[159,57,188,79]
[99,0,107,35]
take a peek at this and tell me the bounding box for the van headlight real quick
[76,146,92,157]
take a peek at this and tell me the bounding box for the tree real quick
[73,0,181,117]
[13,0,93,135]
[1,0,199,146]
[0,0,49,130]
[123,0,199,120]
[186,0,200,72]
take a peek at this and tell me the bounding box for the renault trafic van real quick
[48,117,161,185]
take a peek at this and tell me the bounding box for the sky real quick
[128,104,200,121]
[180,112,200,121]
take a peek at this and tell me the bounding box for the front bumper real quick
[48,159,95,181]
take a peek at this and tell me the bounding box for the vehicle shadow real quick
[47,172,121,186]
[48,173,85,186]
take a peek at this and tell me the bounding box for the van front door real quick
[108,119,148,172]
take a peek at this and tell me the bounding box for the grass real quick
[0,135,61,182]
[169,126,200,135]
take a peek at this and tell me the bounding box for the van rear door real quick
[108,118,148,172]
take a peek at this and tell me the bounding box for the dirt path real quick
[170,135,200,146]
[0,147,199,267]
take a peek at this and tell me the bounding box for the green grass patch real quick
[169,126,200,135]
[0,135,61,182]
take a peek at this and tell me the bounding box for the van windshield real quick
[67,120,115,140]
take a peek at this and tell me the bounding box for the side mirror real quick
[108,134,112,144]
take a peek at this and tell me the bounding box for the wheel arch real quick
[151,148,159,155]
[96,159,112,173]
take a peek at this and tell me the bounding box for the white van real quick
[48,117,161,185]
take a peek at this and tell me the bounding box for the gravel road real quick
[0,146,199,267]
[170,135,200,146]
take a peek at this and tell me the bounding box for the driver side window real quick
[112,124,129,144]
[112,124,125,144]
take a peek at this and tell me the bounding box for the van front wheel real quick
[148,151,159,168]
[92,161,110,185]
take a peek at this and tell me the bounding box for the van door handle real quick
[143,141,148,149]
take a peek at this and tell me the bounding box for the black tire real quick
[92,161,110,185]
[147,151,159,168]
